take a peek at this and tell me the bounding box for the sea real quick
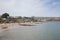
[0,22,60,40]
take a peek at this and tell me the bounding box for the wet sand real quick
[0,26,40,40]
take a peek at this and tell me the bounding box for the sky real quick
[0,0,60,17]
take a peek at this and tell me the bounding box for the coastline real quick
[0,22,41,27]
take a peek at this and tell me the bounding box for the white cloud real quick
[11,0,46,16]
[0,0,50,16]
[0,0,16,8]
[0,0,60,17]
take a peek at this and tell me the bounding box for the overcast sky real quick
[0,0,60,17]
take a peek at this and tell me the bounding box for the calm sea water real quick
[0,22,60,40]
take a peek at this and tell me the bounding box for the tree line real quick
[0,13,38,23]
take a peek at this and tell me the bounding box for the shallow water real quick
[0,22,60,40]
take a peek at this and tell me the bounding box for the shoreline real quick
[0,22,41,27]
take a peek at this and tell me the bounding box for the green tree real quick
[17,16,22,19]
[1,13,9,18]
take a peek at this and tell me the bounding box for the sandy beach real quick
[0,22,41,28]
[0,23,19,27]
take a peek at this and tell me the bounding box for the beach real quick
[0,22,41,28]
